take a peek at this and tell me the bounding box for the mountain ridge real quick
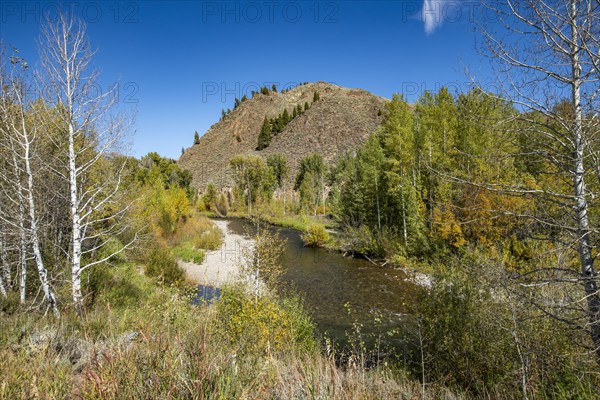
[178,81,388,190]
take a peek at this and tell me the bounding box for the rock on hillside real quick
[178,82,388,190]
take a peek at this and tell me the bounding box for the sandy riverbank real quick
[180,219,255,287]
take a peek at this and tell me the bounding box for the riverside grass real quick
[0,262,461,399]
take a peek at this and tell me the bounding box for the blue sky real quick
[0,0,493,159]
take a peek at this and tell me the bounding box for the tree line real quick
[0,15,198,315]
[257,91,319,150]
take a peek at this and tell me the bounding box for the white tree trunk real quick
[283,185,286,215]
[18,207,27,304]
[401,189,408,247]
[0,231,12,291]
[570,2,600,358]
[68,122,83,312]
[14,154,27,304]
[23,135,59,315]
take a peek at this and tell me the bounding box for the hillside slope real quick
[178,82,387,190]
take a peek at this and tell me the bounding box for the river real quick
[224,218,424,353]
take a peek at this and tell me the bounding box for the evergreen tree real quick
[194,131,200,145]
[282,109,290,123]
[257,117,272,150]
[272,84,278,92]
[276,115,285,132]
[313,91,320,102]
[304,101,310,111]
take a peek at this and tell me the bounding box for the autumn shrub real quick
[145,246,185,285]
[301,223,330,247]
[215,193,229,216]
[416,259,600,398]
[194,226,222,250]
[215,284,316,356]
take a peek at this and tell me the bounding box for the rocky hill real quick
[178,82,388,190]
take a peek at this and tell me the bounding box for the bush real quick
[215,193,229,216]
[416,260,600,398]
[301,223,330,247]
[194,226,222,251]
[215,284,316,355]
[145,247,185,285]
[97,236,126,263]
[343,225,380,256]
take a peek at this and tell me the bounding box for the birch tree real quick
[0,49,60,314]
[39,13,135,313]
[476,0,600,360]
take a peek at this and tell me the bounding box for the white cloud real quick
[422,0,460,35]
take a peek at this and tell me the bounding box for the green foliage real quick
[267,153,289,190]
[301,223,330,247]
[143,183,191,236]
[416,260,600,397]
[193,130,200,145]
[200,182,218,211]
[136,152,193,196]
[257,105,305,149]
[313,91,320,102]
[257,116,272,150]
[216,284,316,355]
[145,246,185,285]
[295,154,326,215]
[229,155,274,211]
[172,242,204,264]
[331,88,530,258]
[331,134,386,231]
[194,226,222,250]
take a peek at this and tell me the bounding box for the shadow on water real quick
[223,217,424,363]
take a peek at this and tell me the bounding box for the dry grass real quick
[0,263,464,400]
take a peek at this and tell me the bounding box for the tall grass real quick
[0,263,463,399]
[167,214,223,266]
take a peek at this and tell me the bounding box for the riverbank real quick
[210,212,435,289]
[179,219,255,287]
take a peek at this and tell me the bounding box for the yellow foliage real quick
[135,182,191,238]
[434,208,466,248]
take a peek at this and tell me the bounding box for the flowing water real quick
[224,218,423,352]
